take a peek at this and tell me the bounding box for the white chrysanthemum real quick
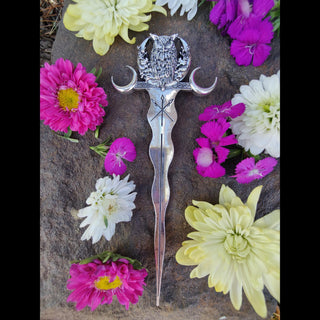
[155,0,198,20]
[176,185,280,318]
[77,174,137,243]
[230,71,280,158]
[63,0,167,55]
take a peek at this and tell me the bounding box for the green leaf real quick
[103,216,108,228]
[94,125,101,139]
[95,67,102,81]
[227,148,242,159]
[89,67,96,74]
[89,136,113,157]
[54,128,79,143]
[246,150,261,162]
[70,250,146,270]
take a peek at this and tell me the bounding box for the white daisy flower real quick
[156,0,198,20]
[230,71,280,158]
[77,174,137,243]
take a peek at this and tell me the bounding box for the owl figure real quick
[149,34,178,88]
[137,34,191,90]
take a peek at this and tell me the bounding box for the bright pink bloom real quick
[66,258,148,311]
[198,100,245,121]
[209,0,238,35]
[104,137,136,175]
[232,157,277,183]
[193,118,238,178]
[193,147,226,178]
[199,118,238,151]
[230,17,273,66]
[227,0,275,39]
[40,58,108,135]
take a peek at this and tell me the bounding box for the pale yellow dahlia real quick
[176,185,279,318]
[63,0,167,55]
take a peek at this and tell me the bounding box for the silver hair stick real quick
[111,34,217,306]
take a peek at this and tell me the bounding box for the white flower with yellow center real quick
[77,174,137,243]
[176,184,279,318]
[63,0,167,55]
[230,71,280,158]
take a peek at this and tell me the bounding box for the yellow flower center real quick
[224,230,251,262]
[57,88,79,111]
[94,275,122,291]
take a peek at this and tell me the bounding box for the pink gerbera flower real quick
[232,156,277,183]
[67,258,148,311]
[198,100,245,122]
[104,137,136,175]
[40,58,108,135]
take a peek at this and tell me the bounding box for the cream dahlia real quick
[230,71,280,158]
[77,174,137,243]
[63,0,167,55]
[176,184,280,318]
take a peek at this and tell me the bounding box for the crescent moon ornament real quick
[189,67,218,95]
[111,65,137,94]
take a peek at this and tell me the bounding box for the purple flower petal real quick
[230,39,253,66]
[252,0,274,18]
[232,157,277,184]
[199,101,245,121]
[252,43,272,67]
[104,137,136,175]
[109,137,136,162]
[104,152,127,176]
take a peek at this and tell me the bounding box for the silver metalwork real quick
[111,34,217,306]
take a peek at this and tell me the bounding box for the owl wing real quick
[137,37,152,81]
[174,38,191,82]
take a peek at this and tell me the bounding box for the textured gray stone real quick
[41,1,280,319]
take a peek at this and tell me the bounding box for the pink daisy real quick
[232,156,277,183]
[104,137,136,175]
[198,100,245,121]
[40,58,108,135]
[67,258,148,311]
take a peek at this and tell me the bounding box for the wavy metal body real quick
[111,34,217,306]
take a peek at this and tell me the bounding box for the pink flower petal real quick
[232,157,277,183]
[40,58,107,134]
[104,153,127,176]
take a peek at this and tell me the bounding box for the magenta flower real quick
[227,0,275,39]
[198,118,238,150]
[193,146,226,178]
[232,157,277,183]
[67,258,148,311]
[193,118,238,178]
[104,137,136,175]
[230,17,273,66]
[198,100,245,122]
[40,58,108,135]
[209,0,238,35]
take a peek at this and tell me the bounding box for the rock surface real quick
[40,1,280,319]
